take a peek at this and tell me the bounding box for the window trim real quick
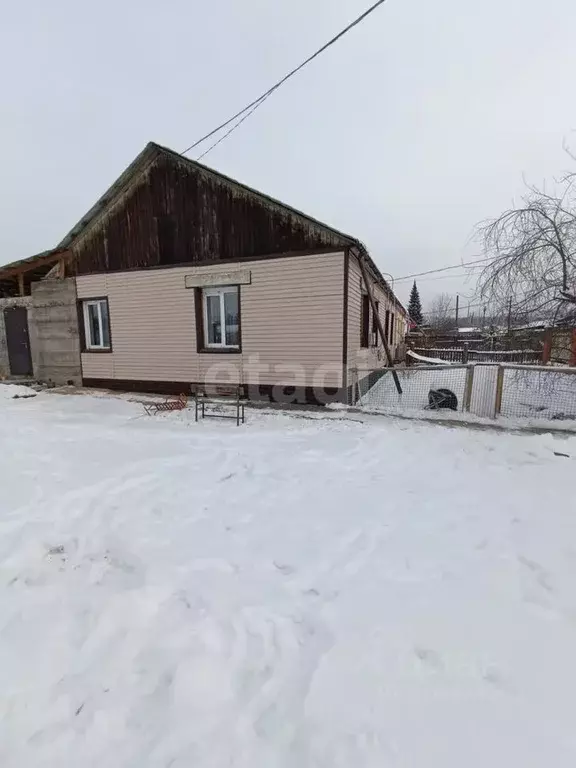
[195,285,242,354]
[79,297,112,353]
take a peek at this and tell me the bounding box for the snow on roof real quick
[512,321,548,330]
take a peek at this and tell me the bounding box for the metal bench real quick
[193,384,246,426]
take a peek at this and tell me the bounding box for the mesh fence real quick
[499,366,576,421]
[355,363,576,423]
[356,365,469,413]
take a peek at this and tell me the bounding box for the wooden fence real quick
[410,347,542,365]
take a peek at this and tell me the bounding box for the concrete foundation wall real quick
[29,279,82,386]
[0,296,34,379]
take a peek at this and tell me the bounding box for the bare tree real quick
[475,172,576,325]
[426,293,454,330]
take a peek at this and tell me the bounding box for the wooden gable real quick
[65,144,352,276]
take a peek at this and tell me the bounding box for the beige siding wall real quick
[346,253,406,384]
[76,252,345,390]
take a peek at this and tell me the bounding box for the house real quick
[0,142,407,403]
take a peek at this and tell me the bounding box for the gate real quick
[4,306,33,376]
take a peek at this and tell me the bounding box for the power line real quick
[197,96,271,161]
[181,0,389,158]
[395,268,485,285]
[422,301,513,319]
[393,256,493,283]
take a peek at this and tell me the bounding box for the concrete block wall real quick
[0,296,34,379]
[29,278,82,386]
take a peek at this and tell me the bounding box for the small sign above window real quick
[185,270,251,289]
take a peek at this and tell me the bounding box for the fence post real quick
[571,329,576,367]
[463,364,474,411]
[494,365,504,416]
[462,342,469,364]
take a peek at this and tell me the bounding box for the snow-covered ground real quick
[2,385,576,767]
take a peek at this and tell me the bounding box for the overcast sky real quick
[2,0,576,308]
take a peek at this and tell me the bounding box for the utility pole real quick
[482,306,487,329]
[455,294,459,328]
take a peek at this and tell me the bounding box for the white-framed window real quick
[82,299,111,350]
[202,286,240,349]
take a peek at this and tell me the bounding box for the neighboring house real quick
[0,142,406,403]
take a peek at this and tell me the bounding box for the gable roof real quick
[58,142,362,252]
[2,142,405,313]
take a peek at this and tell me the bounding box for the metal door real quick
[4,306,32,376]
